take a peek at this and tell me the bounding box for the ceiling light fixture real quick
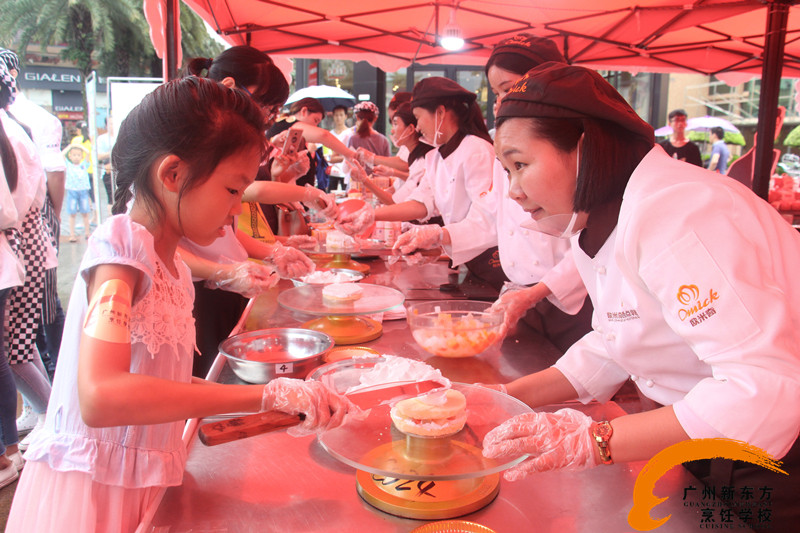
[440,9,464,51]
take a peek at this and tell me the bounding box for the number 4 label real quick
[275,363,294,374]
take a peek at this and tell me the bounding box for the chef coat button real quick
[509,230,514,236]
[532,260,539,266]
[593,265,607,274]
[646,379,655,387]
[523,230,529,236]
[630,375,638,382]
[605,333,616,341]
[509,261,515,267]
[596,326,604,334]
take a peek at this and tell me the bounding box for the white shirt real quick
[0,164,23,290]
[9,92,65,173]
[391,153,426,204]
[1,110,57,269]
[407,134,495,225]
[555,147,800,458]
[447,159,587,313]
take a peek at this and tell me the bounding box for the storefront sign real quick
[20,65,82,90]
[52,90,84,119]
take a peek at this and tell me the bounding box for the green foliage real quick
[687,130,745,146]
[0,0,224,79]
[784,124,800,147]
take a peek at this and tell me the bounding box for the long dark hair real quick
[498,115,652,212]
[0,84,17,191]
[111,77,267,224]
[185,46,289,108]
[414,97,492,144]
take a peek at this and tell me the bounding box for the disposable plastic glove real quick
[205,261,280,298]
[273,149,310,183]
[344,158,368,183]
[335,201,375,236]
[490,282,547,337]
[266,242,315,279]
[393,224,443,254]
[482,408,598,481]
[355,147,375,170]
[285,234,319,249]
[371,164,395,178]
[301,184,338,219]
[261,377,352,436]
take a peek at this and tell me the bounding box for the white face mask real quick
[520,140,584,239]
[391,124,413,148]
[419,109,445,148]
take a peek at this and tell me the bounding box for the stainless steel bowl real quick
[218,328,334,383]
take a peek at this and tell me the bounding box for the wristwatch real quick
[591,421,614,465]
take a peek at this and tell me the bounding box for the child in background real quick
[6,77,350,533]
[62,143,92,242]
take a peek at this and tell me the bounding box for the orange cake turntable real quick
[300,241,372,274]
[278,284,404,345]
[310,358,532,520]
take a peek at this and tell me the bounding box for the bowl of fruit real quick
[406,300,503,358]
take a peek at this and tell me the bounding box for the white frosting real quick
[300,270,358,284]
[346,355,451,394]
[322,283,363,300]
[326,230,356,250]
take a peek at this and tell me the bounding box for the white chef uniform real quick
[555,147,800,459]
[406,133,495,225]
[447,159,587,314]
[391,151,426,204]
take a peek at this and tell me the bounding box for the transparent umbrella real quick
[686,116,741,133]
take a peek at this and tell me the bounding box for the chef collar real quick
[438,129,467,159]
[578,196,623,259]
[497,62,654,143]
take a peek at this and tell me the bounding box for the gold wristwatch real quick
[591,421,614,465]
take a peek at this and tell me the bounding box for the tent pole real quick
[164,0,180,81]
[752,0,790,200]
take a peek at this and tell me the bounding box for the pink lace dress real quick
[7,215,196,533]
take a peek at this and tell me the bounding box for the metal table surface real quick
[139,257,752,532]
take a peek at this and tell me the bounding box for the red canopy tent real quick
[146,0,800,199]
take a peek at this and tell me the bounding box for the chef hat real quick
[0,49,20,73]
[354,101,379,116]
[411,77,476,109]
[392,103,416,127]
[0,61,16,108]
[497,62,654,142]
[487,34,566,72]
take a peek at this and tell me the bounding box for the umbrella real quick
[285,85,356,112]
[654,116,741,137]
[686,116,741,134]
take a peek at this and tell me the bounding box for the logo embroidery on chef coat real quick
[606,309,640,322]
[677,284,719,327]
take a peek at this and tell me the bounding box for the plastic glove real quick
[355,147,375,170]
[301,184,338,219]
[344,158,368,183]
[371,164,395,178]
[265,242,315,279]
[205,261,280,298]
[335,201,375,236]
[261,377,352,436]
[273,150,310,183]
[285,234,319,249]
[489,282,547,337]
[392,224,443,255]
[482,408,598,481]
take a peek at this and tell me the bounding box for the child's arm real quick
[62,143,91,156]
[77,263,264,426]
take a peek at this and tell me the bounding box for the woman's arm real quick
[374,200,428,222]
[243,180,309,204]
[290,122,356,159]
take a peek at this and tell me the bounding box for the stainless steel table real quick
[138,257,752,532]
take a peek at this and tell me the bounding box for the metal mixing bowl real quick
[218,328,334,383]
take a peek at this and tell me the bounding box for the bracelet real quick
[591,421,614,465]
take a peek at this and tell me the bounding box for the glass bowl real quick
[406,300,503,358]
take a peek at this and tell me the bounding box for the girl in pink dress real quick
[7,77,349,533]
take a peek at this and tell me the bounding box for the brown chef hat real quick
[411,77,476,108]
[497,62,654,142]
[488,34,566,69]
